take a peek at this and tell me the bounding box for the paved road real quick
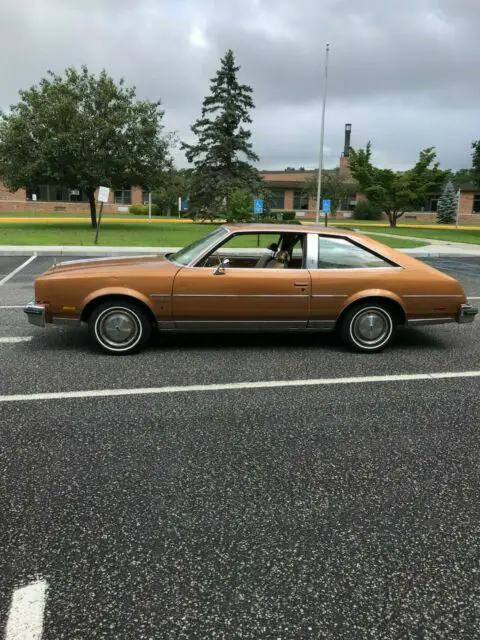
[1,255,480,639]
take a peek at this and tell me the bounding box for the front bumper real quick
[458,303,478,324]
[24,302,46,327]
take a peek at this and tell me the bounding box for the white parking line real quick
[0,306,25,309]
[0,337,33,344]
[5,579,47,640]
[0,254,37,286]
[0,370,479,403]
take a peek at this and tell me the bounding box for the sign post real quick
[253,198,264,215]
[148,190,152,220]
[322,198,331,227]
[94,186,110,245]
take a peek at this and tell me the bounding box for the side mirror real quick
[213,258,230,275]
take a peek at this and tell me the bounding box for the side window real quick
[318,236,394,269]
[197,233,306,269]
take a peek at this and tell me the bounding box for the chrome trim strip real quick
[157,321,177,330]
[306,233,319,269]
[311,294,347,298]
[57,255,157,267]
[408,317,455,326]
[186,228,230,268]
[173,294,309,298]
[52,317,81,327]
[308,320,336,330]
[403,294,464,298]
[313,266,403,272]
[150,293,171,298]
[174,320,308,331]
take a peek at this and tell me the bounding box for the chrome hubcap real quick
[353,309,390,346]
[99,310,138,347]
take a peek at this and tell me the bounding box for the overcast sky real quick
[1,0,479,171]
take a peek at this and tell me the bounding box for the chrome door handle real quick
[294,282,309,287]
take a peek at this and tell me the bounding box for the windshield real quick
[169,227,229,266]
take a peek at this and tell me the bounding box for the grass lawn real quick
[0,222,428,249]
[357,227,480,245]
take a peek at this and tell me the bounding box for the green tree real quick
[451,167,474,185]
[181,49,262,219]
[436,180,458,224]
[225,189,254,222]
[302,168,358,213]
[471,141,480,188]
[149,168,191,216]
[348,143,447,227]
[0,65,173,227]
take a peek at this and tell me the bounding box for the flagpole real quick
[316,43,330,225]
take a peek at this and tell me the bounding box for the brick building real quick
[260,125,480,224]
[0,182,144,214]
[1,123,480,223]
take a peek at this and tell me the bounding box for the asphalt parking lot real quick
[1,254,480,639]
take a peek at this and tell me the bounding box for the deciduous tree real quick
[0,66,173,227]
[348,143,447,227]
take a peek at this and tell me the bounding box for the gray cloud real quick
[1,0,479,171]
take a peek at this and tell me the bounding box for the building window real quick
[293,190,308,210]
[268,190,285,210]
[114,189,132,205]
[26,185,89,202]
[473,194,480,213]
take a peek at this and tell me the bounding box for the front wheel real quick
[88,300,152,355]
[341,303,396,353]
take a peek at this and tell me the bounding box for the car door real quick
[309,234,402,327]
[171,234,312,330]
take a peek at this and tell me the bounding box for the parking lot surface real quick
[1,254,480,639]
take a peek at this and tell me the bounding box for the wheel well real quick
[336,296,407,327]
[81,294,157,326]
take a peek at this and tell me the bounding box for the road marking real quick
[0,305,25,309]
[0,370,479,404]
[0,337,33,344]
[5,579,47,640]
[469,296,480,300]
[0,254,37,286]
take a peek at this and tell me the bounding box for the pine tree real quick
[436,180,458,224]
[182,49,262,218]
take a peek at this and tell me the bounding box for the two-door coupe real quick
[24,224,478,355]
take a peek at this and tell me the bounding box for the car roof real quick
[222,223,423,270]
[223,223,353,236]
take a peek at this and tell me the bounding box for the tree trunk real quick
[88,190,97,228]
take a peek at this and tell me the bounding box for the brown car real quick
[24,224,478,355]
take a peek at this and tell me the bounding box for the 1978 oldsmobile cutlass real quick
[24,224,478,355]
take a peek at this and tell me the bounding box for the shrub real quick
[129,204,146,215]
[353,200,383,220]
[281,210,297,221]
[261,217,301,225]
[129,203,162,216]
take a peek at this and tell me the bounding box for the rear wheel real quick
[88,300,152,355]
[341,302,396,353]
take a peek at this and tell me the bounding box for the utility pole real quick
[316,43,330,226]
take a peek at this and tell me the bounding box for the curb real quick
[0,246,180,257]
[0,245,480,259]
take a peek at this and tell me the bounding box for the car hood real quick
[41,254,174,276]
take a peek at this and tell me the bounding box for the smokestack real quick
[344,123,352,157]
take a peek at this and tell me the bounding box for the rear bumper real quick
[24,302,46,327]
[458,303,478,324]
